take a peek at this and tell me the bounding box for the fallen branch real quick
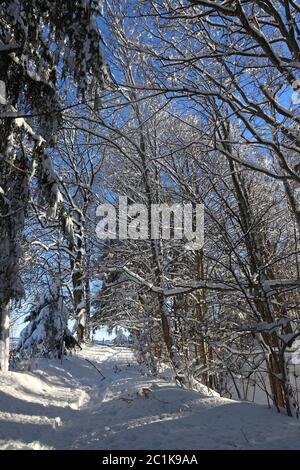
[85,358,106,380]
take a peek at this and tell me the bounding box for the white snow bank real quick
[0,344,299,450]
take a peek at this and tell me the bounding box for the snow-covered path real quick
[0,344,300,450]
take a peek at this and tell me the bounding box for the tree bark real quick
[69,211,87,344]
[0,303,10,372]
[85,278,91,343]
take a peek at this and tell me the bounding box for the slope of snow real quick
[0,344,299,450]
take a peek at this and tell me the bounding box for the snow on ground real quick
[0,344,300,450]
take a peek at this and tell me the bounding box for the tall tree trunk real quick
[85,278,91,343]
[73,267,86,344]
[195,250,210,386]
[266,353,285,411]
[69,210,87,344]
[160,298,192,387]
[218,128,289,411]
[0,303,10,372]
[0,120,27,373]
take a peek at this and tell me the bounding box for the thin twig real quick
[85,358,106,380]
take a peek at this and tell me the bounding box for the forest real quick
[1,0,300,451]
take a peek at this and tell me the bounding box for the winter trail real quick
[0,344,299,450]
